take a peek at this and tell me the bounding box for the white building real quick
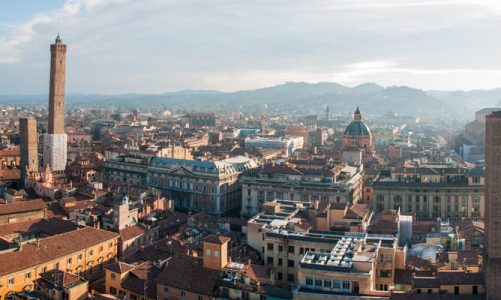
[244,136,304,157]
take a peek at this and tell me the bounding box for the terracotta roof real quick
[457,250,479,266]
[437,271,484,285]
[0,227,119,277]
[156,254,220,295]
[394,269,434,285]
[406,255,434,271]
[124,237,188,264]
[203,235,231,245]
[120,262,161,298]
[0,199,47,216]
[105,261,135,274]
[0,217,78,238]
[241,264,269,284]
[412,276,440,288]
[119,224,147,242]
[39,269,82,287]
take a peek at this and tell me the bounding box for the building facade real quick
[371,167,484,221]
[241,164,363,217]
[148,157,258,215]
[0,227,118,299]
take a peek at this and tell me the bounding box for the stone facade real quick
[43,133,68,172]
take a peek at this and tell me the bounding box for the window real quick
[267,257,274,264]
[89,249,94,256]
[198,296,203,300]
[306,277,313,287]
[111,273,116,280]
[214,250,219,257]
[110,287,117,294]
[130,295,137,300]
[278,258,283,266]
[315,278,322,288]
[473,285,478,294]
[242,291,249,300]
[206,249,211,256]
[164,287,169,292]
[278,272,283,280]
[287,273,294,282]
[380,254,392,262]
[454,286,460,295]
[342,281,350,291]
[118,290,126,297]
[180,291,186,297]
[287,260,294,268]
[325,280,331,288]
[54,262,60,270]
[25,272,31,280]
[267,243,274,251]
[78,254,83,261]
[8,277,14,286]
[278,245,283,252]
[109,242,113,248]
[428,289,432,294]
[99,245,104,252]
[288,246,295,254]
[67,257,72,264]
[299,247,304,254]
[333,280,341,289]
[380,270,392,278]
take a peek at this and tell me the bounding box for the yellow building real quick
[0,227,119,299]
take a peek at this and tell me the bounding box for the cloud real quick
[333,60,501,90]
[1,0,501,93]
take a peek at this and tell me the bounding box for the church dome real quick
[343,106,372,138]
[344,121,372,137]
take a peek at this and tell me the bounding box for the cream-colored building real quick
[293,235,403,299]
[0,227,118,299]
[371,167,484,220]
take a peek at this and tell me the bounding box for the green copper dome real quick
[344,120,371,137]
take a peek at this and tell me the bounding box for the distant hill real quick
[1,82,500,118]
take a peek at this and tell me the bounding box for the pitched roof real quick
[457,251,479,266]
[241,264,269,284]
[406,255,434,271]
[203,235,231,245]
[39,269,82,287]
[119,224,147,242]
[0,217,78,239]
[0,199,47,216]
[120,262,161,298]
[437,271,484,285]
[156,254,220,295]
[0,227,119,277]
[105,261,135,274]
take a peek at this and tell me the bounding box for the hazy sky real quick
[1,0,501,94]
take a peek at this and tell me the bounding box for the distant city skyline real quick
[1,0,501,94]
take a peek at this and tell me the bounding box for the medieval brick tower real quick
[485,111,501,300]
[43,34,67,171]
[19,117,39,182]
